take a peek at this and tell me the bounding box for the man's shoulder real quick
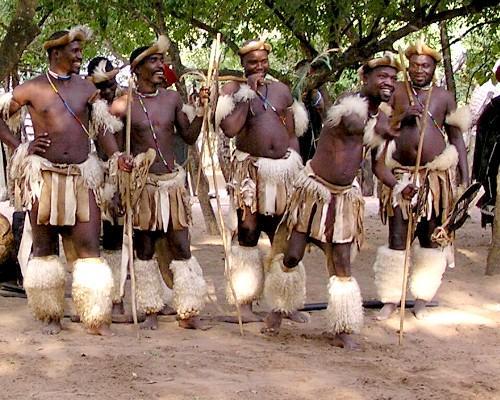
[268,80,290,92]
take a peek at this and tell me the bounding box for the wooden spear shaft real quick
[398,85,433,345]
[125,77,139,332]
[204,34,244,335]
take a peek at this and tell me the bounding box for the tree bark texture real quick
[0,0,40,82]
[440,21,456,101]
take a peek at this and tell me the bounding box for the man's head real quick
[88,57,119,103]
[405,38,441,87]
[44,26,92,74]
[238,39,271,78]
[361,53,400,102]
[130,36,169,86]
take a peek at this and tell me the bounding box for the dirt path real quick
[0,197,499,400]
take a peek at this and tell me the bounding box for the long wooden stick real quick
[398,85,433,345]
[202,34,244,335]
[125,77,139,333]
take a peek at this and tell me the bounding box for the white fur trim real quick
[233,84,256,103]
[325,95,368,129]
[385,142,458,171]
[134,258,165,315]
[226,245,264,305]
[68,25,92,42]
[72,258,113,328]
[24,256,66,322]
[215,94,235,127]
[79,154,105,190]
[90,99,123,138]
[263,253,306,313]
[362,116,384,149]
[0,92,25,133]
[160,277,173,306]
[410,245,447,302]
[391,174,413,209]
[373,246,406,304]
[255,149,303,184]
[326,276,364,334]
[292,100,309,137]
[170,257,207,319]
[182,104,197,123]
[102,250,123,304]
[445,106,472,133]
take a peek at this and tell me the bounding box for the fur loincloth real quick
[10,143,104,226]
[282,161,364,249]
[133,167,191,232]
[228,148,303,219]
[379,143,458,223]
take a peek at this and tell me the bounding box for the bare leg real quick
[218,303,263,323]
[87,324,113,336]
[42,318,62,335]
[260,311,283,336]
[141,313,159,330]
[412,298,428,320]
[376,303,398,320]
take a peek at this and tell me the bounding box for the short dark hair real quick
[129,46,150,67]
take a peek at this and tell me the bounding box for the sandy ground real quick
[0,195,499,400]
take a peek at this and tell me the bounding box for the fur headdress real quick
[238,39,272,56]
[358,52,402,81]
[130,35,170,70]
[405,38,442,63]
[43,25,92,50]
[89,59,120,84]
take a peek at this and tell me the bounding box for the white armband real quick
[445,106,472,133]
[291,100,309,137]
[90,99,123,139]
[215,84,256,127]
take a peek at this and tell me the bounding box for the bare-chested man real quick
[372,39,470,321]
[110,37,208,330]
[215,40,309,323]
[259,54,400,349]
[0,27,130,335]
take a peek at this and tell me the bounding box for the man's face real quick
[363,66,397,102]
[241,50,269,77]
[408,54,436,87]
[136,53,165,85]
[56,41,83,74]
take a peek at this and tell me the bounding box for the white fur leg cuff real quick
[410,246,447,302]
[226,245,264,305]
[72,258,113,329]
[24,256,66,322]
[327,276,363,334]
[170,257,207,319]
[102,250,123,304]
[373,246,406,304]
[263,253,306,314]
[134,258,165,315]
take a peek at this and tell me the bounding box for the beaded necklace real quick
[135,90,171,169]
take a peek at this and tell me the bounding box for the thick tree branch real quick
[263,0,318,59]
[0,0,40,82]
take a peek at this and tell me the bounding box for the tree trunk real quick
[440,21,456,101]
[0,0,40,82]
[486,171,500,275]
[188,146,219,235]
[217,128,231,183]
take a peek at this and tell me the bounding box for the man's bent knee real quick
[283,253,301,268]
[237,227,260,247]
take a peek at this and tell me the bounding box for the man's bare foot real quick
[217,303,263,323]
[71,315,80,323]
[42,319,62,335]
[284,310,310,323]
[87,324,113,336]
[376,303,398,321]
[329,332,359,350]
[260,311,283,336]
[112,301,125,316]
[140,313,158,330]
[412,299,428,320]
[178,316,211,330]
[159,304,176,316]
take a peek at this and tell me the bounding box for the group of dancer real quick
[0,26,471,348]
